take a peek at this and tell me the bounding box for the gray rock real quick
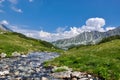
[41,77,48,80]
[14,71,19,76]
[51,71,71,78]
[72,78,77,80]
[0,53,6,58]
[12,52,21,57]
[21,55,27,58]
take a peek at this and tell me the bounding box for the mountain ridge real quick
[0,24,12,32]
[52,26,120,49]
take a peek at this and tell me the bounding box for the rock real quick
[4,65,9,69]
[71,71,86,78]
[15,77,22,80]
[18,66,24,71]
[0,53,6,58]
[71,78,77,80]
[88,74,92,78]
[14,71,19,76]
[79,78,88,80]
[0,71,4,75]
[21,55,27,58]
[36,68,41,72]
[3,70,9,75]
[28,69,34,74]
[0,70,9,76]
[12,51,21,57]
[51,71,71,78]
[41,77,48,80]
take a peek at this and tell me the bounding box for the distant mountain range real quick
[52,26,120,49]
[0,24,12,32]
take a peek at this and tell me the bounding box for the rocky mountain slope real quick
[0,24,12,32]
[53,26,120,49]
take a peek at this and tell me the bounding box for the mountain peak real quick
[0,24,12,32]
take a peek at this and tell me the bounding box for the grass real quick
[53,68,68,72]
[0,32,62,57]
[45,39,120,79]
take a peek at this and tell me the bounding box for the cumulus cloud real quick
[0,20,9,25]
[81,17,105,32]
[0,18,117,42]
[11,6,23,13]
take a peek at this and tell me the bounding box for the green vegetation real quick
[0,32,62,57]
[53,68,67,72]
[45,37,120,79]
[99,35,120,44]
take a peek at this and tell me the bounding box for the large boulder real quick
[12,51,21,57]
[0,53,6,58]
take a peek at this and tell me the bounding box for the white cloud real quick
[0,0,5,3]
[56,26,67,33]
[11,6,23,13]
[81,17,105,32]
[106,27,116,31]
[86,18,105,28]
[0,20,9,25]
[8,0,18,4]
[29,0,34,3]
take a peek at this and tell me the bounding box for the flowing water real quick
[0,52,60,80]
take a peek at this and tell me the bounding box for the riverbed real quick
[0,52,101,80]
[0,52,59,80]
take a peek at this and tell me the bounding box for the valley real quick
[0,24,120,80]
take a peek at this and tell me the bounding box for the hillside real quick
[0,31,61,57]
[45,38,120,79]
[53,26,120,49]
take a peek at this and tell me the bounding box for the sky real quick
[0,0,120,41]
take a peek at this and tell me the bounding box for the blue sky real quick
[0,0,120,41]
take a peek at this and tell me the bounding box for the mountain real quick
[0,24,12,32]
[0,25,61,57]
[53,26,120,49]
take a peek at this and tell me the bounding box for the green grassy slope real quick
[0,32,61,57]
[45,39,120,79]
